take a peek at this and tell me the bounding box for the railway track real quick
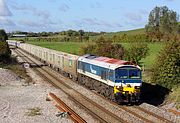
[92,89,173,123]
[14,48,175,123]
[14,49,127,123]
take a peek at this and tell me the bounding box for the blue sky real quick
[0,0,179,32]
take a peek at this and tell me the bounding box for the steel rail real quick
[15,48,174,123]
[49,93,87,123]
[15,49,126,123]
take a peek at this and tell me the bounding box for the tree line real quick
[9,30,105,42]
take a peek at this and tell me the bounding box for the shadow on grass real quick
[140,82,170,106]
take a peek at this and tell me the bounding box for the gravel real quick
[47,67,145,123]
[46,64,180,123]
[0,49,100,123]
[140,103,180,123]
[0,68,20,85]
[0,67,73,123]
[12,48,180,123]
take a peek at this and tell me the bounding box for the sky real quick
[0,0,179,32]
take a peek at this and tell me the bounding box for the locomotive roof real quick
[78,54,141,70]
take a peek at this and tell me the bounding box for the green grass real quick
[110,28,145,36]
[28,42,86,55]
[141,43,164,68]
[89,28,145,40]
[116,42,164,69]
[28,41,164,69]
[168,86,180,109]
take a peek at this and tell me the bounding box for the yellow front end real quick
[114,85,140,103]
[114,85,140,95]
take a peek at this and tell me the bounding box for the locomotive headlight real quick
[135,86,140,89]
[127,84,131,87]
[116,86,123,90]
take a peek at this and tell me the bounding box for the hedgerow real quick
[151,40,180,90]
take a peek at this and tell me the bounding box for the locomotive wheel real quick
[115,93,123,104]
[92,81,101,92]
[99,85,106,96]
[104,88,110,98]
[109,87,115,101]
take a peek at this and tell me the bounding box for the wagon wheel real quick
[104,89,111,99]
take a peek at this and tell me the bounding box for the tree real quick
[110,44,125,59]
[151,40,180,90]
[0,42,11,63]
[79,43,96,55]
[67,30,74,37]
[79,30,85,42]
[79,37,125,59]
[126,42,149,65]
[0,29,8,41]
[145,6,179,40]
[95,36,112,56]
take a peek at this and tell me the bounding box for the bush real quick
[79,37,125,59]
[0,29,8,41]
[0,42,11,63]
[151,40,180,90]
[126,42,149,65]
[79,42,96,55]
[111,34,152,43]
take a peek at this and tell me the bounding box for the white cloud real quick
[18,18,58,29]
[10,3,50,19]
[19,19,43,27]
[0,0,14,29]
[90,2,102,9]
[166,0,175,1]
[0,16,14,26]
[125,12,142,22]
[74,18,122,30]
[59,3,70,12]
[0,0,12,16]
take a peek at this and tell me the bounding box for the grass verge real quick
[0,57,31,84]
[167,86,180,109]
[26,107,42,116]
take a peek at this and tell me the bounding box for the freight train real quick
[7,40,142,104]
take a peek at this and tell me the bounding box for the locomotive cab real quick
[114,66,142,103]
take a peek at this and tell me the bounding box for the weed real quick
[26,107,42,116]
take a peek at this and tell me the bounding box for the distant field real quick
[28,41,164,69]
[90,28,145,40]
[28,42,86,55]
[109,28,145,36]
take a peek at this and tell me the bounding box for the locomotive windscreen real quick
[129,69,141,79]
[115,66,141,80]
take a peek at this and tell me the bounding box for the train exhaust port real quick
[48,93,87,123]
